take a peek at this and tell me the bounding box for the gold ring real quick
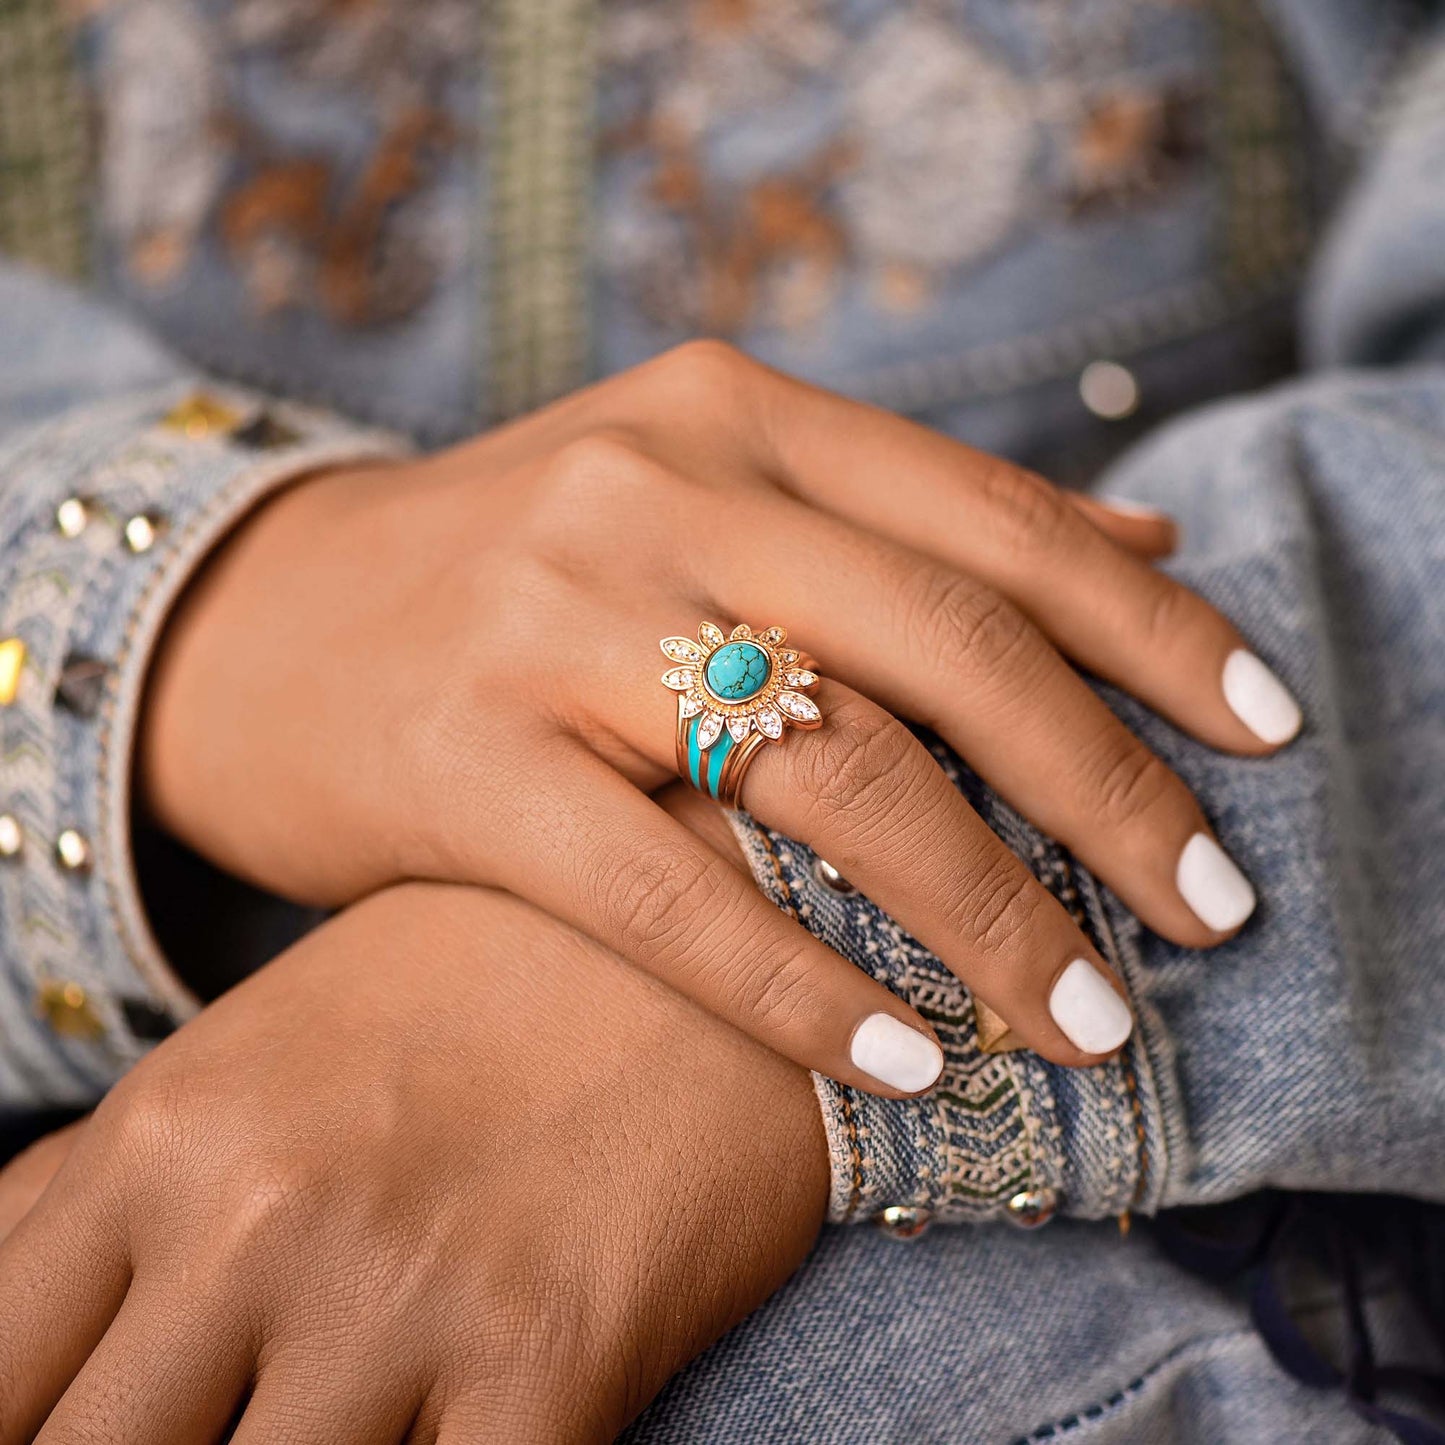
[660,622,823,809]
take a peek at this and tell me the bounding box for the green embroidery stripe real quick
[0,0,89,277]
[932,1081,1018,1114]
[1214,0,1310,288]
[488,0,597,420]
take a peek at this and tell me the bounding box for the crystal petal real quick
[730,623,753,640]
[679,692,705,718]
[661,636,706,665]
[662,667,698,691]
[755,705,784,739]
[727,714,753,742]
[699,622,726,649]
[758,626,787,646]
[777,649,800,665]
[776,690,821,724]
[697,711,724,749]
[784,669,818,688]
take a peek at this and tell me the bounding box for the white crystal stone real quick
[776,690,821,723]
[679,693,705,718]
[758,626,787,645]
[727,714,753,742]
[784,669,818,688]
[756,705,784,739]
[662,667,697,691]
[699,621,726,649]
[661,636,706,665]
[697,711,724,749]
[730,623,753,640]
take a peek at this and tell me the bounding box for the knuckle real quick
[595,842,730,962]
[655,337,756,393]
[951,853,1050,955]
[717,942,824,1037]
[1087,742,1179,831]
[916,573,1035,678]
[534,431,660,522]
[92,1075,186,1177]
[976,461,1071,556]
[795,703,914,838]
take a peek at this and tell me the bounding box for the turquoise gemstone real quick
[705,641,770,702]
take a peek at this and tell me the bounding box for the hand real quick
[140,342,1300,1088]
[0,880,828,1443]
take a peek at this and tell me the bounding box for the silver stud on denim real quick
[1079,360,1140,421]
[875,1205,932,1240]
[813,857,856,895]
[0,814,22,858]
[1004,1188,1058,1228]
[55,496,90,539]
[54,828,92,873]
[123,513,165,554]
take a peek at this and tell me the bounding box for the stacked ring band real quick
[660,622,823,808]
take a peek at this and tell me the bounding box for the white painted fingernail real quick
[1048,959,1133,1055]
[1176,832,1257,932]
[1222,649,1302,745]
[1098,496,1172,522]
[850,1014,944,1093]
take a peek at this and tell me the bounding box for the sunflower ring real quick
[660,622,823,808]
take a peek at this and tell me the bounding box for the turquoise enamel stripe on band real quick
[686,715,735,798]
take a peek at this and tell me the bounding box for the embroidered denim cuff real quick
[728,738,1168,1229]
[0,385,404,1112]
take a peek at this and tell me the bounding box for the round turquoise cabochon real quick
[705,641,771,702]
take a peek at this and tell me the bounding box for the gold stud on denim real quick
[875,1205,933,1240]
[1005,1188,1058,1228]
[161,392,242,439]
[0,814,22,858]
[36,980,105,1040]
[123,513,165,554]
[54,828,92,873]
[0,637,26,706]
[55,496,90,538]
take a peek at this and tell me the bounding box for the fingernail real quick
[1176,832,1257,932]
[1048,958,1133,1055]
[1099,496,1172,522]
[850,1014,944,1093]
[1222,649,1302,745]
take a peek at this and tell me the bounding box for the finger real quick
[0,1120,84,1242]
[708,506,1254,945]
[0,1167,129,1444]
[34,1282,250,1445]
[741,367,1301,753]
[500,746,945,1097]
[228,1349,424,1445]
[1064,493,1177,560]
[731,684,1134,1065]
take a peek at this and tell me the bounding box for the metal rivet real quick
[54,828,92,873]
[1079,360,1140,421]
[123,513,165,554]
[1005,1188,1059,1228]
[0,813,22,857]
[55,496,90,538]
[813,857,857,895]
[161,393,242,439]
[876,1205,933,1240]
[0,637,24,706]
[56,655,109,718]
[232,411,302,450]
[36,979,105,1040]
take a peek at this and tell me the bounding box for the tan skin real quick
[0,345,1295,1437]
[0,877,827,1443]
[139,341,1289,1091]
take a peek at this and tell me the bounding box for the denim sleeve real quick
[741,35,1445,1231]
[0,264,403,1115]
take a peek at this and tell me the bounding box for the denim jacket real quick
[0,0,1443,1244]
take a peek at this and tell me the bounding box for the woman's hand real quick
[0,881,828,1444]
[139,342,1300,1089]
